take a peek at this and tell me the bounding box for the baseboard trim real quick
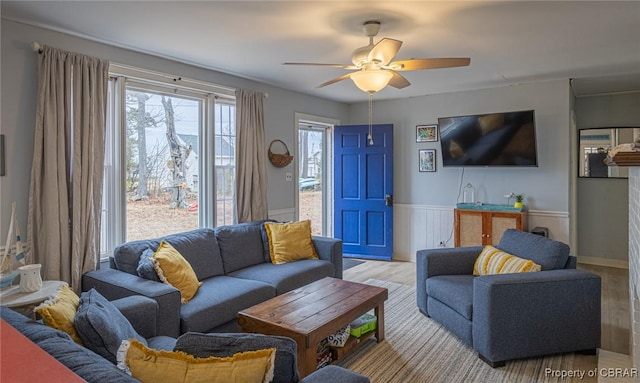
[577,256,629,269]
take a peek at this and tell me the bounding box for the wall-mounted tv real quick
[438,110,538,167]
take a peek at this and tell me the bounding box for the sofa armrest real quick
[82,268,182,337]
[416,247,481,315]
[312,236,343,279]
[111,295,159,339]
[472,269,601,363]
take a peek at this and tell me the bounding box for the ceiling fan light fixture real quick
[350,69,393,93]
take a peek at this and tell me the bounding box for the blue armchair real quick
[416,229,601,367]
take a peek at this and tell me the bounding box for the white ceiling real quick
[2,1,640,103]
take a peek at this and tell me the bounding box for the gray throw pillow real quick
[75,288,147,364]
[174,332,298,383]
[136,248,160,281]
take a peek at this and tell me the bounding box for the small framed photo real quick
[416,124,438,142]
[419,149,437,172]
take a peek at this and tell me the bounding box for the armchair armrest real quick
[111,295,159,339]
[416,247,482,314]
[472,269,601,363]
[82,268,182,337]
[312,236,343,278]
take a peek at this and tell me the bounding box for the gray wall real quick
[0,19,350,234]
[348,79,572,212]
[574,92,640,261]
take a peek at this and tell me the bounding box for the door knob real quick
[385,194,393,206]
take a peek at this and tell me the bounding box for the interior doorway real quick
[295,113,336,236]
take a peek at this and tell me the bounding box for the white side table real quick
[0,280,67,317]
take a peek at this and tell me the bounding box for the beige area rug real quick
[337,279,584,383]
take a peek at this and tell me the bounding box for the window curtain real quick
[27,45,109,292]
[235,89,268,223]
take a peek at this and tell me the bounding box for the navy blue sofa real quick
[83,220,343,337]
[1,296,368,383]
[416,229,601,367]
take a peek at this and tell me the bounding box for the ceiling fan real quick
[284,20,471,94]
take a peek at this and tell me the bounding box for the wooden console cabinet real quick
[454,208,527,247]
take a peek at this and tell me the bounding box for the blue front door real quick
[334,124,393,260]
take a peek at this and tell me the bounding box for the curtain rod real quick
[31,41,269,98]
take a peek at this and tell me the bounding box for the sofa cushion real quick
[425,275,474,320]
[35,285,83,344]
[180,276,275,333]
[215,221,269,273]
[228,259,335,295]
[113,228,224,280]
[136,248,160,281]
[153,240,203,303]
[75,288,148,364]
[264,220,318,264]
[473,245,541,276]
[118,338,275,383]
[497,229,570,270]
[174,332,299,383]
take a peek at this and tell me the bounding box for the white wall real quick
[574,92,640,264]
[349,80,573,260]
[0,19,350,234]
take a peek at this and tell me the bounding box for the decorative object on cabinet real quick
[513,195,524,209]
[268,139,294,168]
[454,207,526,247]
[416,125,438,142]
[418,149,436,172]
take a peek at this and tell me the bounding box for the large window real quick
[101,69,236,258]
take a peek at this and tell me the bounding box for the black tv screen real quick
[438,110,538,167]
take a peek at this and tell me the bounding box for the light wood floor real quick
[343,259,631,380]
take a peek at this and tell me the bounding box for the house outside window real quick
[101,67,236,259]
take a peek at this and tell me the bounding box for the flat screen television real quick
[438,110,538,167]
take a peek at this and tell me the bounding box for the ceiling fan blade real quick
[388,71,411,89]
[284,62,358,70]
[368,38,402,66]
[390,58,471,71]
[317,73,353,88]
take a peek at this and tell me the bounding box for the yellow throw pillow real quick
[35,285,83,344]
[264,220,319,264]
[473,245,541,276]
[152,241,202,303]
[117,339,275,383]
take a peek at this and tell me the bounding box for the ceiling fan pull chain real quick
[368,93,374,146]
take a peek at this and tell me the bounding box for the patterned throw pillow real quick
[473,245,541,276]
[117,339,275,383]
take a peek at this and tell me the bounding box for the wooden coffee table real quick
[238,277,388,378]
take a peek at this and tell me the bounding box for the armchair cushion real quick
[473,245,541,275]
[497,229,569,270]
[425,275,474,319]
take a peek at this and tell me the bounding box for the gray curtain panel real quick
[235,89,268,223]
[27,45,109,292]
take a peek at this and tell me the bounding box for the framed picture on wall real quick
[416,124,438,142]
[419,149,436,172]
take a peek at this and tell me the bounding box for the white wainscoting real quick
[268,208,295,223]
[393,204,570,262]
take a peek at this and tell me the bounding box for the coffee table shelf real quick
[238,277,388,378]
[329,331,375,362]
